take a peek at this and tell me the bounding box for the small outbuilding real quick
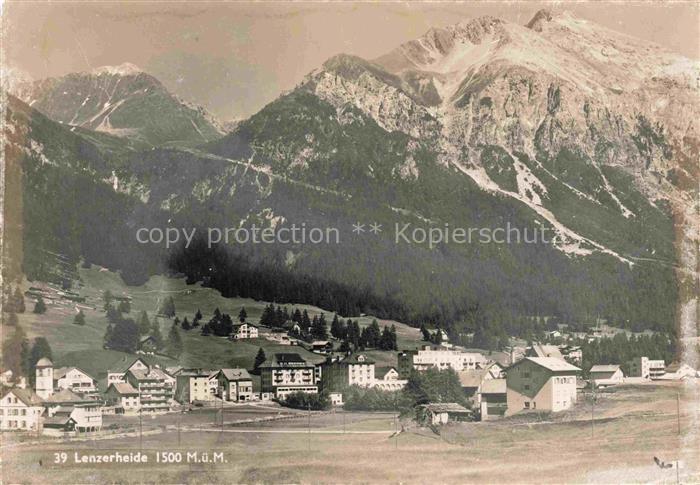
[417,403,472,425]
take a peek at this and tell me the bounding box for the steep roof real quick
[458,368,490,388]
[422,403,471,413]
[218,368,252,381]
[375,367,397,379]
[3,388,44,406]
[342,353,375,365]
[53,366,94,381]
[44,388,91,404]
[590,364,621,373]
[258,353,311,368]
[128,367,171,381]
[108,382,139,395]
[527,344,564,360]
[481,378,507,394]
[526,357,580,373]
[109,357,151,374]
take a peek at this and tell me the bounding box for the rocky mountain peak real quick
[91,62,144,77]
[525,8,556,32]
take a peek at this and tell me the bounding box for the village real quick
[2,318,697,435]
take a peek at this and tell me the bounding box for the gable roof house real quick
[215,368,254,402]
[525,344,565,361]
[53,367,99,398]
[458,362,506,420]
[589,364,625,387]
[43,389,102,433]
[658,362,699,380]
[0,389,44,431]
[417,403,472,426]
[105,382,141,413]
[506,357,580,415]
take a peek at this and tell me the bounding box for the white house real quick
[53,367,98,396]
[105,382,141,413]
[398,346,488,376]
[373,367,408,391]
[589,364,625,387]
[107,357,151,386]
[321,354,376,391]
[216,369,254,402]
[232,323,259,340]
[43,389,102,433]
[0,389,44,431]
[506,357,580,414]
[659,363,698,380]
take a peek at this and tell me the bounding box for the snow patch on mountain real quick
[92,63,144,77]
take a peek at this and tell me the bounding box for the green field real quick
[1,382,698,483]
[13,266,425,379]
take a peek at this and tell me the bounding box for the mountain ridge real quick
[4,10,694,336]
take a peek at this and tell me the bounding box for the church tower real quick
[35,357,54,399]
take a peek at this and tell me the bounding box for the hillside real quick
[9,63,224,147]
[14,266,423,379]
[3,10,697,337]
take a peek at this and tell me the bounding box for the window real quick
[524,384,530,390]
[524,402,530,409]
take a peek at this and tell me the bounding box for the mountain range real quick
[3,10,698,337]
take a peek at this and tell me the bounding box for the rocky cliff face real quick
[5,10,696,331]
[288,10,698,260]
[10,63,223,148]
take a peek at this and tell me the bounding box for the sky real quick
[2,1,698,121]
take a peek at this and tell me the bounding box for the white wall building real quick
[0,389,44,431]
[398,346,488,376]
[506,357,580,414]
[627,357,666,379]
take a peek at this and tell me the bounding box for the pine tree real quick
[73,309,86,325]
[238,307,248,323]
[254,347,266,373]
[259,304,275,326]
[389,324,398,350]
[105,318,139,353]
[292,308,302,324]
[136,311,151,335]
[159,296,176,318]
[330,314,342,339]
[2,324,28,379]
[195,309,203,322]
[302,310,311,330]
[103,290,113,311]
[117,299,131,314]
[420,324,431,342]
[13,287,25,313]
[311,314,328,340]
[151,319,164,349]
[166,322,184,358]
[181,317,191,330]
[33,296,47,314]
[364,319,381,348]
[106,305,121,324]
[103,323,114,348]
